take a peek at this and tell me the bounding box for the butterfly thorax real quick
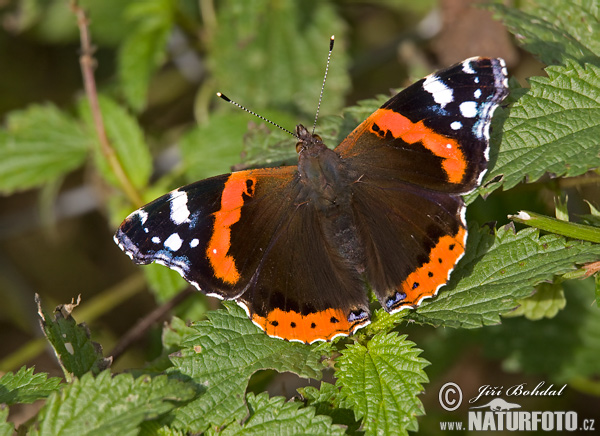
[295,124,351,210]
[295,124,365,272]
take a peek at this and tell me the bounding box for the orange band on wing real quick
[207,172,257,285]
[369,108,467,184]
[400,226,467,305]
[252,307,369,344]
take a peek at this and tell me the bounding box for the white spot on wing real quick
[459,101,478,118]
[151,236,161,244]
[423,74,453,108]
[164,233,183,251]
[462,60,476,74]
[190,238,199,248]
[450,121,462,130]
[474,89,482,99]
[170,190,191,225]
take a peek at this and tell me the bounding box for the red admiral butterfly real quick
[115,55,508,344]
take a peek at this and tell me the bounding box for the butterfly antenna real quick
[312,35,335,135]
[216,92,298,138]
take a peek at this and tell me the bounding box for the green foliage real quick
[0,104,89,193]
[167,302,328,432]
[217,392,347,435]
[481,61,600,196]
[36,296,111,379]
[336,334,429,436]
[410,225,600,328]
[2,0,600,434]
[0,408,13,436]
[0,366,61,405]
[33,371,196,436]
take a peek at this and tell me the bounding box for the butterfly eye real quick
[296,142,304,153]
[313,134,322,142]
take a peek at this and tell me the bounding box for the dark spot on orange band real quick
[251,308,369,344]
[368,108,467,184]
[398,227,467,307]
[206,172,257,285]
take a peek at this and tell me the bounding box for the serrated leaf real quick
[481,278,600,382]
[80,94,152,190]
[0,104,89,193]
[0,407,13,436]
[490,0,600,67]
[216,392,346,435]
[34,371,196,436]
[336,333,429,436]
[507,281,566,320]
[298,382,360,434]
[410,225,600,328]
[481,61,600,196]
[167,302,328,433]
[211,0,350,118]
[36,295,111,378]
[0,366,61,405]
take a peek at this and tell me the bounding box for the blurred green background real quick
[1,0,598,432]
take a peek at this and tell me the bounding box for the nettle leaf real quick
[80,94,152,190]
[481,278,600,382]
[298,382,361,434]
[490,0,599,67]
[408,225,600,328]
[0,366,61,405]
[211,0,350,118]
[216,392,346,435]
[33,371,196,436]
[167,302,327,433]
[507,281,567,320]
[36,295,111,379]
[336,333,429,436]
[0,104,89,193]
[481,61,600,196]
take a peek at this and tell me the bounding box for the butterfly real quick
[115,56,509,344]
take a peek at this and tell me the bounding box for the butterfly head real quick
[295,124,325,155]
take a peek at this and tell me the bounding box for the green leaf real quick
[179,114,249,182]
[168,302,328,433]
[0,407,14,436]
[489,0,600,67]
[118,0,174,111]
[36,295,111,379]
[336,333,429,436]
[0,104,89,193]
[143,263,188,303]
[481,278,600,382]
[80,94,152,190]
[506,281,567,320]
[34,371,196,436]
[217,392,346,435]
[211,0,350,118]
[298,382,361,434]
[0,366,61,405]
[481,61,600,196]
[410,225,600,328]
